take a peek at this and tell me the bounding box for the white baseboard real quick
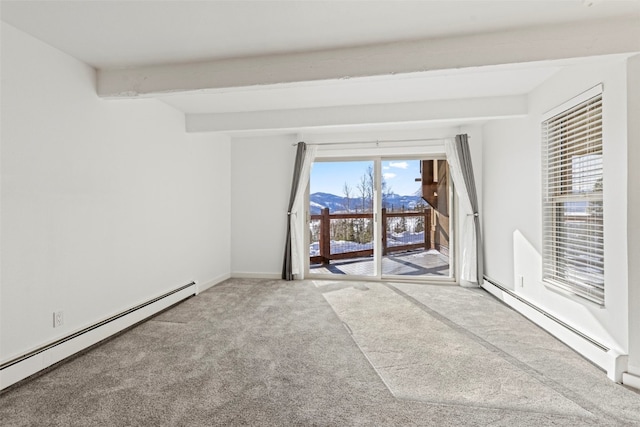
[231,272,281,280]
[196,273,231,294]
[622,372,640,391]
[482,278,627,383]
[0,283,196,391]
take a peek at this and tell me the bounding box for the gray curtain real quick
[282,142,307,280]
[454,134,484,283]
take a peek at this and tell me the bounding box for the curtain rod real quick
[291,137,463,147]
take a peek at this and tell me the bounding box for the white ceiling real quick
[2,0,638,69]
[2,0,639,133]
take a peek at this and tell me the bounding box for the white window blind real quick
[542,88,604,305]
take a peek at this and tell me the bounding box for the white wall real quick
[230,134,297,278]
[482,57,630,353]
[626,55,640,376]
[482,117,534,286]
[1,23,231,361]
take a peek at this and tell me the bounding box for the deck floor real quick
[309,249,449,277]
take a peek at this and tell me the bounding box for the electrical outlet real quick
[518,275,524,287]
[53,311,64,328]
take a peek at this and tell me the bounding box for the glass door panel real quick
[381,159,451,278]
[309,160,376,276]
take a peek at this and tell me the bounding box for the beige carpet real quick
[321,282,591,416]
[1,278,639,426]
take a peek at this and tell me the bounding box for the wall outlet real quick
[53,311,64,328]
[518,275,524,287]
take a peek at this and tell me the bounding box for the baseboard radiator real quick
[482,276,628,383]
[0,282,196,391]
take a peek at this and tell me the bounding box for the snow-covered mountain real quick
[309,192,348,214]
[310,192,426,215]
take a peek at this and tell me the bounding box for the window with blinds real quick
[542,87,604,305]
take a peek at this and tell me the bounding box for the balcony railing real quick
[309,207,432,265]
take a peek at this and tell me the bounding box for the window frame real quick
[541,85,605,306]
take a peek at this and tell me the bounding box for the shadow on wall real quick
[511,229,627,357]
[513,229,542,299]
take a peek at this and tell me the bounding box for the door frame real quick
[305,155,455,284]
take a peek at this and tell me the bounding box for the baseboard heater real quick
[482,276,628,383]
[0,281,196,391]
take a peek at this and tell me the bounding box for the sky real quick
[310,160,422,196]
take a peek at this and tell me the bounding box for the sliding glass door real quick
[380,159,450,278]
[309,160,376,276]
[308,157,452,281]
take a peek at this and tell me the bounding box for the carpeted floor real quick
[1,278,639,426]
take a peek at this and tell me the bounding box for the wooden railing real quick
[310,207,432,265]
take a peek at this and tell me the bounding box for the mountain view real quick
[310,192,426,215]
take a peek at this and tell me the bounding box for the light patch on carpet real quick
[321,282,593,417]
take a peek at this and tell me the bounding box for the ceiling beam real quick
[185,95,527,133]
[98,16,640,98]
